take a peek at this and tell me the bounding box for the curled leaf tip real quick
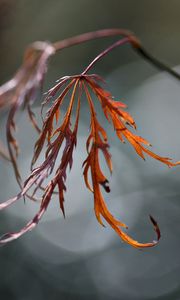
[149,215,161,241]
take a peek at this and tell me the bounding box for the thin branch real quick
[53,28,180,81]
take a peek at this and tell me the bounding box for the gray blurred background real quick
[0,0,180,299]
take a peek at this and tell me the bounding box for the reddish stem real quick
[53,28,140,52]
[53,28,180,81]
[82,37,130,75]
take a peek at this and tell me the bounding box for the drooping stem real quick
[82,37,130,75]
[53,28,180,81]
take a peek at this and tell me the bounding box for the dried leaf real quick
[0,41,55,185]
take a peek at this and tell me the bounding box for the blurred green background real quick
[0,1,180,299]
